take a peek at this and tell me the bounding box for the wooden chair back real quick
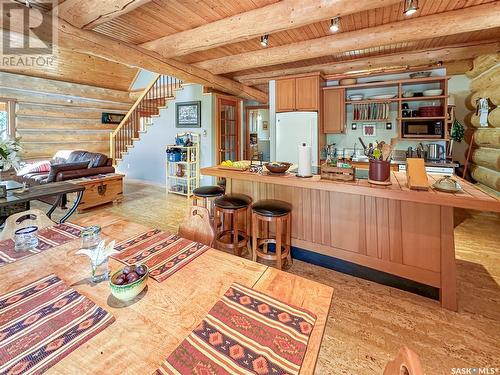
[178,206,215,247]
[0,209,55,241]
[383,346,424,375]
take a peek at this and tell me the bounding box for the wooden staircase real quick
[110,74,183,165]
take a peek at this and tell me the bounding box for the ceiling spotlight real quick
[330,17,341,32]
[403,0,418,16]
[260,34,269,47]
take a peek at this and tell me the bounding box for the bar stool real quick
[214,194,252,256]
[192,185,225,219]
[251,199,292,270]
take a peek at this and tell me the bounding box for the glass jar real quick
[81,225,101,250]
[14,226,39,252]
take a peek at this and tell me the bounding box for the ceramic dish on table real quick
[110,264,149,301]
[432,176,462,193]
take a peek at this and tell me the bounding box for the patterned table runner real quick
[0,274,115,374]
[112,229,209,283]
[156,282,317,375]
[0,223,82,267]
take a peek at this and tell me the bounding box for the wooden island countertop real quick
[202,166,500,311]
[201,167,500,212]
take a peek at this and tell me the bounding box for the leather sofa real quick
[19,150,115,208]
[20,150,115,186]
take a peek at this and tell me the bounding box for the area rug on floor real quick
[112,229,209,282]
[0,223,82,267]
[0,274,115,374]
[155,282,317,375]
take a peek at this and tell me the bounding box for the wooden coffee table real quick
[0,181,84,223]
[71,173,124,211]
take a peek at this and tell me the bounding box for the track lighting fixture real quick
[330,17,340,32]
[403,0,418,16]
[260,34,269,47]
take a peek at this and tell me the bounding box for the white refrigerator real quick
[275,111,318,165]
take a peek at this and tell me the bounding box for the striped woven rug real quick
[0,274,115,374]
[156,282,317,375]
[0,223,82,267]
[112,229,209,283]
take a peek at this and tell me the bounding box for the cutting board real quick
[406,158,429,190]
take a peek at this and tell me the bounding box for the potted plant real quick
[0,138,22,173]
[367,142,392,183]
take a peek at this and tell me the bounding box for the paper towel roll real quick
[298,143,312,177]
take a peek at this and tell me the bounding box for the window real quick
[0,99,15,139]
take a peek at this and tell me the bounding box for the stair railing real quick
[110,74,183,164]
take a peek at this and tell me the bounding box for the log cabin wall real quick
[0,72,135,160]
[466,54,500,193]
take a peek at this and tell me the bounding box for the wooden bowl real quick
[110,265,149,301]
[265,162,292,174]
[339,78,357,86]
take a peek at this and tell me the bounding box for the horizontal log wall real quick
[466,54,500,192]
[0,72,134,160]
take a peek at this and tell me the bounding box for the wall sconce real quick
[351,123,357,130]
[386,122,392,130]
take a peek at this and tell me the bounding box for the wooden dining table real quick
[0,213,334,374]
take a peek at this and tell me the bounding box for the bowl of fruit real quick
[109,264,149,301]
[265,161,292,174]
[219,160,249,171]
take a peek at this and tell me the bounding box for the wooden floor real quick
[42,180,500,375]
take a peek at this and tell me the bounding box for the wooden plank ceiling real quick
[86,0,500,91]
[5,0,499,98]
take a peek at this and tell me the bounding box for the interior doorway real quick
[215,95,241,164]
[245,105,270,161]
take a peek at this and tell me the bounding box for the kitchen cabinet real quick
[275,78,296,112]
[323,88,345,133]
[275,75,320,112]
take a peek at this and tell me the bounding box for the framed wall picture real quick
[102,112,126,124]
[362,124,376,137]
[176,101,201,128]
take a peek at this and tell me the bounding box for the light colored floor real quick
[44,181,500,375]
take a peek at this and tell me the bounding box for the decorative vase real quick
[369,159,391,182]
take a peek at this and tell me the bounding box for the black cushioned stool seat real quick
[251,199,292,270]
[251,199,292,217]
[214,194,252,257]
[193,185,225,198]
[192,185,225,221]
[215,194,252,210]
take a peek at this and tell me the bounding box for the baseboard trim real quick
[291,246,439,301]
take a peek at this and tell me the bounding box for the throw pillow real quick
[16,160,52,176]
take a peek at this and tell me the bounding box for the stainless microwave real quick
[402,120,443,138]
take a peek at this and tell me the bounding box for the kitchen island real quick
[202,166,500,311]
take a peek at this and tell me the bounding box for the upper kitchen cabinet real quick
[275,73,321,112]
[323,88,345,134]
[275,78,296,112]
